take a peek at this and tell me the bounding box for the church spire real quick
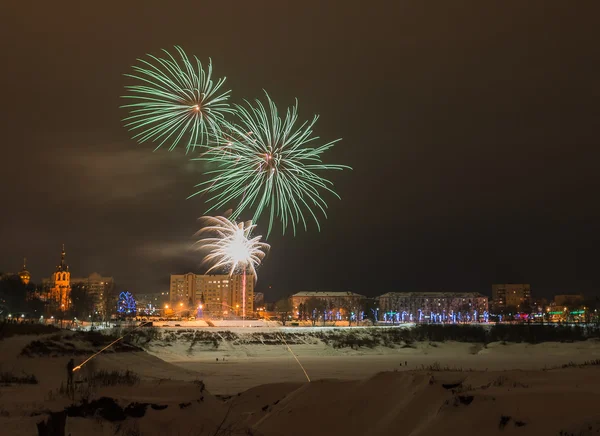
[23,257,27,270]
[57,244,69,271]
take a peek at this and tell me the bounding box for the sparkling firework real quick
[196,216,269,321]
[196,216,269,279]
[121,46,233,152]
[191,93,350,236]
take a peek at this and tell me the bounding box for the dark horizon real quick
[1,1,599,300]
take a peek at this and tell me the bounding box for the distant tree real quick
[340,298,362,326]
[99,282,118,324]
[456,303,468,323]
[362,298,379,325]
[518,300,533,323]
[70,283,95,320]
[582,297,600,324]
[500,305,518,322]
[117,291,137,318]
[305,297,325,327]
[0,275,27,313]
[324,299,336,326]
[274,298,293,326]
[27,297,45,319]
[297,302,306,321]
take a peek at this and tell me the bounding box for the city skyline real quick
[0,249,595,300]
[2,251,591,304]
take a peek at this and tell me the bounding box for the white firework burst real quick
[195,216,269,279]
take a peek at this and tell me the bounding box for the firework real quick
[121,46,233,152]
[196,216,269,320]
[191,92,350,236]
[196,216,269,278]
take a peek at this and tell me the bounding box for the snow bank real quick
[3,330,600,435]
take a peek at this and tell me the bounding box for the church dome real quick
[19,257,30,285]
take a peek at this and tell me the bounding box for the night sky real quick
[1,1,599,299]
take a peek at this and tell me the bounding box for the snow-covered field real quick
[3,327,600,435]
[141,328,600,394]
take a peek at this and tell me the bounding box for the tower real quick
[50,244,71,311]
[18,257,31,285]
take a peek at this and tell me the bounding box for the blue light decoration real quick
[483,311,489,322]
[117,291,136,315]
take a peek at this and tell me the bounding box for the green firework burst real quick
[121,46,233,152]
[190,92,350,236]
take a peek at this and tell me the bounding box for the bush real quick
[20,339,89,357]
[488,324,600,344]
[0,371,38,384]
[0,322,59,340]
[89,370,140,387]
[115,327,162,345]
[368,324,600,345]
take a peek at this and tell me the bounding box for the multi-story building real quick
[491,284,532,312]
[290,291,365,308]
[169,273,254,317]
[169,273,200,306]
[553,294,584,308]
[290,291,366,320]
[378,292,488,322]
[70,272,115,313]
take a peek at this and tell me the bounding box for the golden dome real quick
[19,257,30,285]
